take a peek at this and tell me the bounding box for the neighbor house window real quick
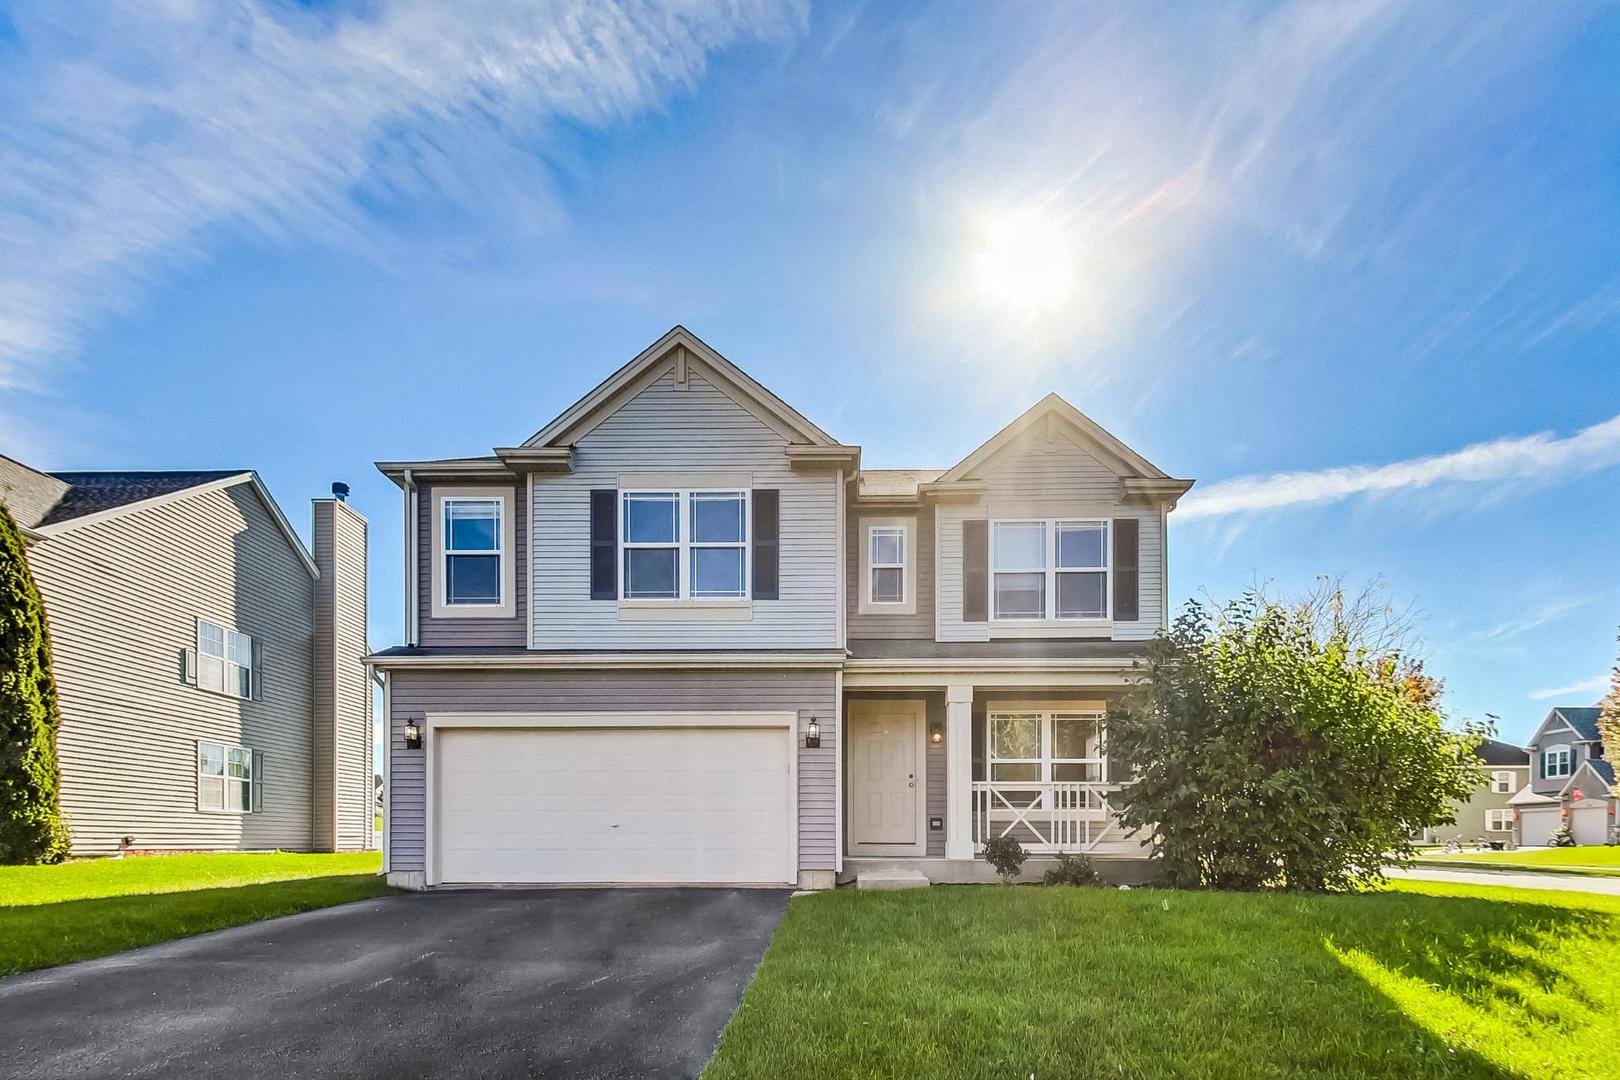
[987,710,1106,785]
[1542,745,1573,779]
[198,741,262,813]
[622,490,748,600]
[1491,770,1516,794]
[443,497,504,605]
[1485,809,1513,832]
[869,526,906,604]
[990,520,1109,620]
[197,619,253,699]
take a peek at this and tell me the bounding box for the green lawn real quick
[705,881,1620,1079]
[0,851,390,976]
[1415,846,1620,877]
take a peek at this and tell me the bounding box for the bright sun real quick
[972,210,1075,311]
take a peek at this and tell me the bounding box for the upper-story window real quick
[432,488,515,619]
[1541,744,1573,779]
[622,490,748,600]
[870,526,906,604]
[197,618,254,699]
[990,519,1109,620]
[1490,770,1516,794]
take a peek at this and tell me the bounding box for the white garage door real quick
[1518,807,1559,847]
[434,724,794,885]
[1571,803,1609,846]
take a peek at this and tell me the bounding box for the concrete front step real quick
[854,867,932,890]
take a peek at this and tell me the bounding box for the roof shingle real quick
[39,471,247,527]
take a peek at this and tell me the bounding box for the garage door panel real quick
[1518,807,1559,847]
[435,726,793,885]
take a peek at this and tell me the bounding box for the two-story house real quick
[1512,706,1615,847]
[370,326,1193,889]
[1,456,374,856]
[1419,738,1530,844]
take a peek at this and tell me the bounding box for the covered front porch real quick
[838,661,1152,885]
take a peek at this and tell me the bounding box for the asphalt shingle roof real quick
[39,471,246,527]
[1551,706,1603,742]
[1472,738,1529,767]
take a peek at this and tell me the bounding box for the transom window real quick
[198,741,262,813]
[443,497,504,605]
[1485,809,1513,832]
[988,710,1106,784]
[622,490,748,600]
[1491,770,1516,794]
[990,519,1109,620]
[197,619,253,699]
[1542,745,1573,779]
[869,526,906,604]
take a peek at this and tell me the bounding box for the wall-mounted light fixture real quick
[930,722,944,746]
[403,716,423,750]
[805,716,821,749]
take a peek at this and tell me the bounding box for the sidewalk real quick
[1386,865,1620,896]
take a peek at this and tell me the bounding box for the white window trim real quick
[197,739,263,815]
[1490,770,1516,794]
[988,518,1111,631]
[1485,809,1513,832]
[431,486,516,620]
[619,489,750,603]
[986,709,1108,788]
[1542,744,1573,779]
[195,618,253,701]
[858,517,916,615]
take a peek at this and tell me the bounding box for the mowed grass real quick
[0,852,390,976]
[1416,846,1620,877]
[705,881,1620,1079]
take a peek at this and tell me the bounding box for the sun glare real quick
[973,210,1075,311]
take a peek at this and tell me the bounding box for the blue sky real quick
[1,1,1616,745]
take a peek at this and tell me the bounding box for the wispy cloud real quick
[1470,598,1591,642]
[1528,676,1608,702]
[0,0,805,387]
[1178,412,1620,520]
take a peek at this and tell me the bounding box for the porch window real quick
[988,710,1106,784]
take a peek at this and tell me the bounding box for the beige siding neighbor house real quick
[1419,739,1529,845]
[2,457,373,857]
[371,326,1193,890]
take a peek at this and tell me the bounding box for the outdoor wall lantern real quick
[805,717,821,749]
[930,722,944,745]
[404,717,424,750]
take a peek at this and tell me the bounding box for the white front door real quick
[848,699,926,856]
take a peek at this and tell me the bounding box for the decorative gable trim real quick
[938,393,1186,490]
[1525,709,1586,750]
[522,326,846,451]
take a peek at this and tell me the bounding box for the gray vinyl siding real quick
[936,435,1165,642]
[417,481,527,647]
[846,503,935,640]
[1529,733,1600,795]
[313,500,373,851]
[530,366,840,649]
[386,668,837,874]
[28,483,316,855]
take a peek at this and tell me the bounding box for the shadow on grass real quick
[0,874,394,978]
[1319,891,1617,1078]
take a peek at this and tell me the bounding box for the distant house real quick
[1513,706,1616,847]
[1420,738,1530,844]
[0,454,373,857]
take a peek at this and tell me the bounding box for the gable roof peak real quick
[939,392,1176,484]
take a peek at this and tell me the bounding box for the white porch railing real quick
[972,781,1130,854]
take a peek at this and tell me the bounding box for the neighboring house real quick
[0,455,373,857]
[1513,706,1617,847]
[370,326,1194,889]
[1419,738,1529,844]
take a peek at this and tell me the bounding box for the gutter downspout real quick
[402,469,417,647]
[375,667,390,874]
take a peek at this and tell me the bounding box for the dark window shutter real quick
[590,490,617,599]
[753,490,780,600]
[961,520,988,622]
[252,751,265,813]
[1113,518,1139,622]
[250,639,264,701]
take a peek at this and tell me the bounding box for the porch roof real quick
[847,638,1148,661]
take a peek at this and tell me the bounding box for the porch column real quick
[945,683,975,860]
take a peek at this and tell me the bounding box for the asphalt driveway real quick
[0,888,791,1079]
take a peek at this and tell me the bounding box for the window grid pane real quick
[871,567,903,603]
[447,553,501,604]
[690,493,745,544]
[625,547,678,599]
[445,500,502,553]
[623,493,679,544]
[994,572,1045,619]
[1056,522,1107,569]
[690,547,745,598]
[1056,571,1107,619]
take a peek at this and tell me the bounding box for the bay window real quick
[991,519,1110,620]
[621,490,748,600]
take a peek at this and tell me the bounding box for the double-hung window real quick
[198,741,262,813]
[1490,770,1516,794]
[621,490,748,600]
[1485,809,1513,832]
[443,497,504,606]
[991,519,1110,620]
[1542,745,1572,779]
[869,526,906,604]
[197,619,253,699]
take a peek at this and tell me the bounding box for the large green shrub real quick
[0,504,68,863]
[1108,587,1480,892]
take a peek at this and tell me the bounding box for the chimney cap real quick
[331,481,350,502]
